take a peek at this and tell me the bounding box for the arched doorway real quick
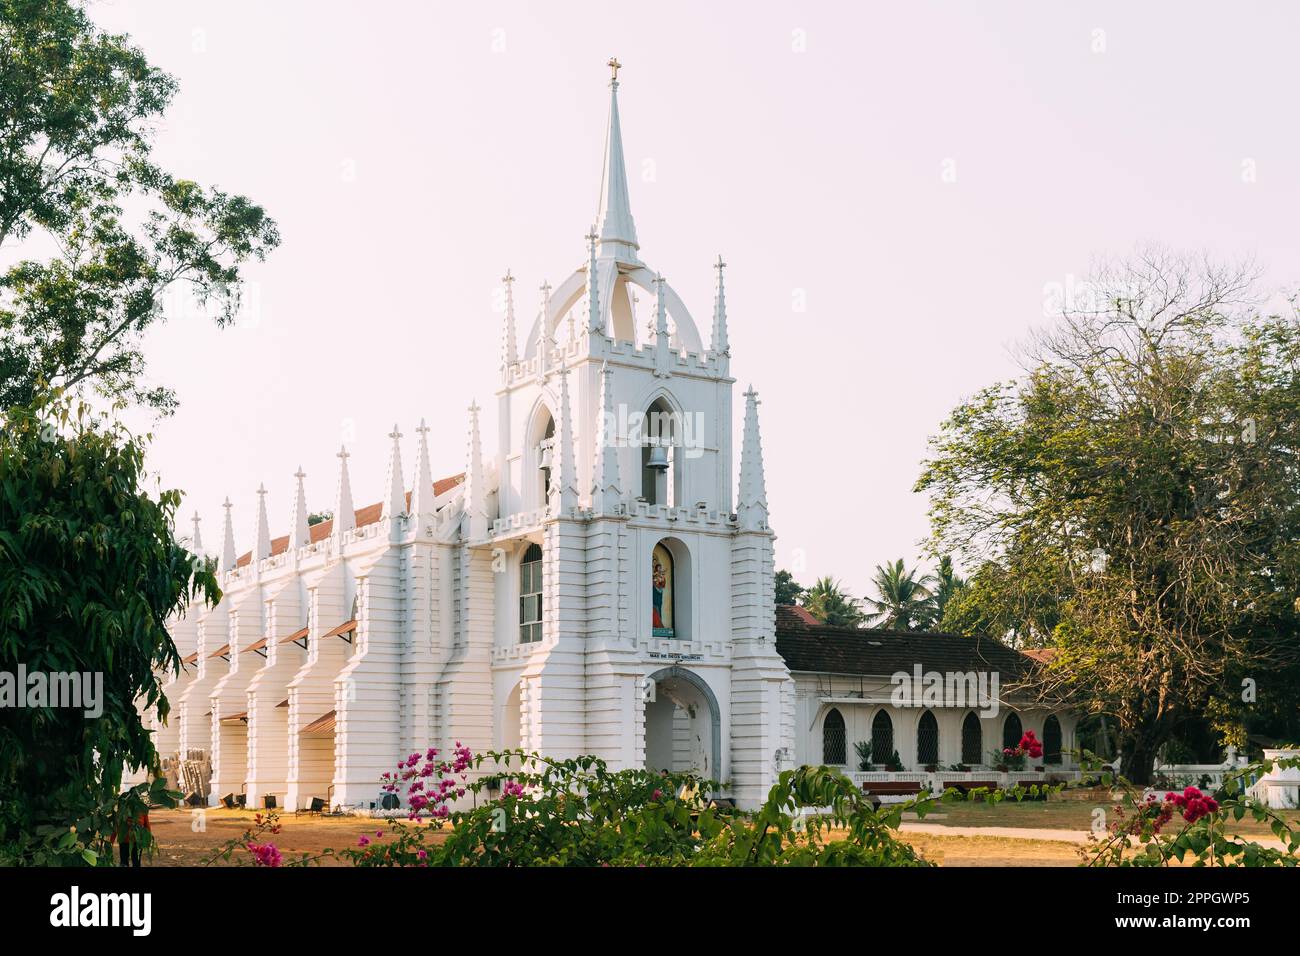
[501,683,522,751]
[643,667,720,781]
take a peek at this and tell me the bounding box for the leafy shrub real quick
[324,748,935,867]
[1079,751,1300,866]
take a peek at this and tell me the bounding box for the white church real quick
[148,63,1076,813]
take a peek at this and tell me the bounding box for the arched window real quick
[651,543,675,638]
[961,712,982,765]
[528,408,555,511]
[917,710,939,767]
[640,397,680,507]
[1043,714,1063,765]
[1002,712,1023,751]
[871,710,894,765]
[519,543,542,643]
[822,708,846,765]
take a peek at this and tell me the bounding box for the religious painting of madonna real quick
[651,543,675,637]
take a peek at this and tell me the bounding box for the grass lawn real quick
[922,793,1300,839]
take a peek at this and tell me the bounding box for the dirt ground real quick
[898,831,1082,867]
[140,799,1297,867]
[146,808,443,866]
[143,806,1086,867]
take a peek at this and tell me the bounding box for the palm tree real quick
[801,576,864,628]
[928,554,966,628]
[862,559,933,630]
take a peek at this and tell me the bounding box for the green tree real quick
[916,250,1300,783]
[0,0,279,414]
[801,576,864,629]
[862,558,933,630]
[0,392,219,863]
[939,553,1061,642]
[926,554,966,628]
[774,569,805,606]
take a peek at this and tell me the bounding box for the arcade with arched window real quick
[961,711,983,766]
[822,708,846,765]
[1043,714,1063,765]
[1002,712,1023,751]
[871,710,894,765]
[917,710,939,767]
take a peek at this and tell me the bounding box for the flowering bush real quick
[203,810,320,867]
[336,748,936,867]
[380,743,473,820]
[1082,753,1300,867]
[994,730,1044,771]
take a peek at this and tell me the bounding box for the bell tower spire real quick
[595,58,639,263]
[500,269,518,369]
[711,255,730,356]
[737,386,769,531]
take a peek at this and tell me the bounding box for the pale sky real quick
[84,0,1300,599]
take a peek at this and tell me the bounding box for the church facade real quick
[149,63,797,811]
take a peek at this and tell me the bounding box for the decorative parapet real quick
[491,641,549,664]
[500,332,728,389]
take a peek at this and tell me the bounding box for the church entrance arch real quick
[643,667,720,783]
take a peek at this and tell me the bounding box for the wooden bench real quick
[860,781,926,796]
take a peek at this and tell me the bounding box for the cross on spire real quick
[415,419,430,437]
[715,254,727,274]
[256,483,268,498]
[337,446,350,461]
[294,466,306,481]
[607,57,622,85]
[502,269,514,286]
[388,423,403,441]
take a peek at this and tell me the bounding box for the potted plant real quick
[854,741,875,772]
[885,750,904,773]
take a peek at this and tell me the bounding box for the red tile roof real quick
[235,473,464,568]
[786,605,821,626]
[774,604,1037,682]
